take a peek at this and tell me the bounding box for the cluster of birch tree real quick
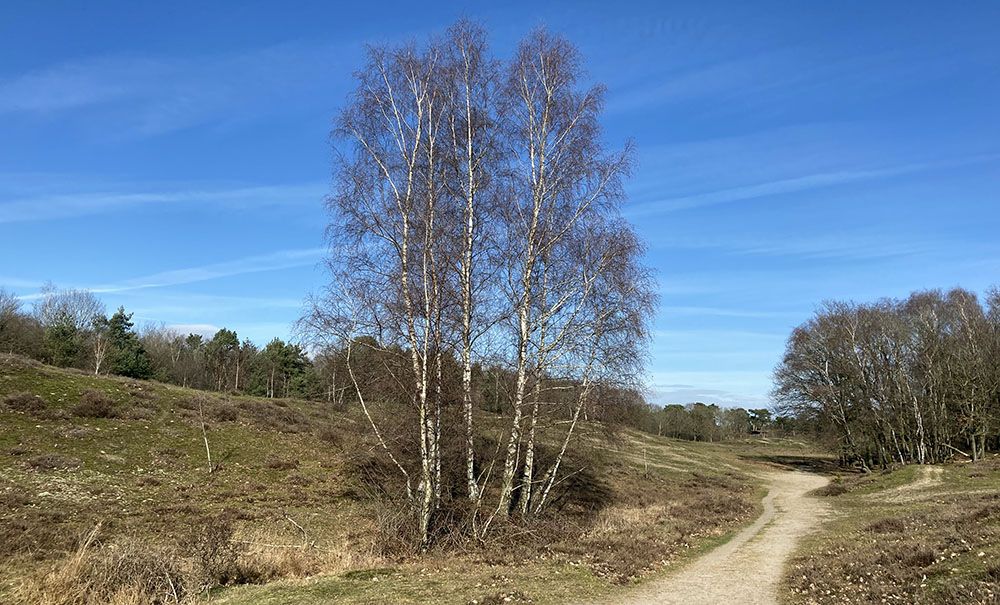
[301,21,655,543]
[774,287,1000,469]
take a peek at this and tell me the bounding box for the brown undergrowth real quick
[0,355,782,603]
[786,458,1000,605]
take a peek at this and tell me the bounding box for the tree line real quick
[774,287,1000,469]
[0,284,317,400]
[299,20,656,544]
[637,403,776,442]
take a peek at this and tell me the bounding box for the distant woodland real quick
[775,287,1000,468]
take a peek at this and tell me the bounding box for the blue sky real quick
[2,1,998,407]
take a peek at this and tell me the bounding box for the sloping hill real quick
[0,355,821,604]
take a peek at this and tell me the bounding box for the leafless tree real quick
[0,288,22,353]
[33,283,105,333]
[492,28,634,519]
[775,287,1000,468]
[301,21,654,544]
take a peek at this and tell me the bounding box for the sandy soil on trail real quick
[591,471,831,605]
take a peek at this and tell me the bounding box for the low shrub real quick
[125,406,156,420]
[27,454,82,471]
[72,390,119,419]
[864,517,906,534]
[813,482,848,496]
[3,392,46,414]
[265,456,299,471]
[211,404,239,422]
[12,527,189,605]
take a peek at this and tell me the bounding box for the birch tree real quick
[494,28,634,518]
[302,21,655,545]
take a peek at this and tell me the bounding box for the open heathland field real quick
[0,354,825,604]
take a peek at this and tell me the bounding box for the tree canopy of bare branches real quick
[774,287,1000,469]
[300,20,655,544]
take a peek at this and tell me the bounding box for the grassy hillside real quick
[785,459,1000,604]
[0,354,821,604]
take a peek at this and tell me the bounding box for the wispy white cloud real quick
[163,323,220,338]
[0,39,355,137]
[12,247,324,301]
[0,182,325,224]
[626,154,1000,217]
[652,231,938,262]
[126,292,304,318]
[606,36,985,117]
[661,305,799,319]
[0,277,46,292]
[91,248,325,294]
[646,374,771,407]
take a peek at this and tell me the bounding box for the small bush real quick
[63,426,94,439]
[27,454,82,471]
[285,473,312,487]
[265,456,299,471]
[125,406,156,420]
[864,517,906,534]
[317,426,342,445]
[0,491,30,508]
[813,482,848,496]
[72,390,119,419]
[13,529,190,605]
[183,516,269,588]
[211,404,239,422]
[902,548,936,568]
[471,591,532,605]
[985,564,1000,582]
[969,503,1000,521]
[3,392,46,413]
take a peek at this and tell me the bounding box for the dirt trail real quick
[594,470,831,605]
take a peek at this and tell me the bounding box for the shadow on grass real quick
[739,454,842,474]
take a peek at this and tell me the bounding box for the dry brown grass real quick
[11,524,189,605]
[10,517,374,605]
[787,463,1000,605]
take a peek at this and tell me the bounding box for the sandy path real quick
[594,470,831,605]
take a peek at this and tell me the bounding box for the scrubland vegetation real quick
[786,459,1000,604]
[0,354,801,605]
[3,13,999,605]
[773,287,1000,604]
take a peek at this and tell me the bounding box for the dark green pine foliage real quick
[108,306,153,379]
[43,313,80,367]
[252,338,314,398]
